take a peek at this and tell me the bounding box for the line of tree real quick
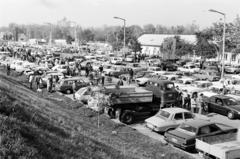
[2,15,240,58]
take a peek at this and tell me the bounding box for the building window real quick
[224,54,228,60]
[232,54,236,61]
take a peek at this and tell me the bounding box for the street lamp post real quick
[45,23,53,47]
[114,16,126,56]
[70,21,78,49]
[209,9,226,79]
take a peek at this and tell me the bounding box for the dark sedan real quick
[164,120,237,151]
[204,95,240,119]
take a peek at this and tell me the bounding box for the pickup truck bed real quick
[196,133,240,159]
[104,86,153,104]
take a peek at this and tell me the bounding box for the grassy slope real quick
[0,69,194,159]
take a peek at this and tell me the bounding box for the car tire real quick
[66,89,72,94]
[107,108,115,119]
[227,111,235,119]
[120,110,134,124]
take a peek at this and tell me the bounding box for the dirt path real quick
[0,70,194,159]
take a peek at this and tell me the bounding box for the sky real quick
[0,0,240,29]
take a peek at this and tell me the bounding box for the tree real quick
[195,31,217,58]
[128,36,142,62]
[80,29,95,42]
[161,36,194,59]
[143,24,156,34]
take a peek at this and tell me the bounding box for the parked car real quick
[203,95,240,119]
[55,77,90,94]
[225,65,240,74]
[145,108,208,133]
[160,62,178,71]
[193,70,220,81]
[109,66,129,78]
[164,120,237,151]
[178,64,200,73]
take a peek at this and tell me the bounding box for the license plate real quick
[171,138,178,143]
[168,94,173,97]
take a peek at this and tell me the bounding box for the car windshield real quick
[179,123,197,135]
[157,110,170,119]
[223,98,239,106]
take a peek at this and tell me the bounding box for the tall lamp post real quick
[113,16,126,56]
[70,21,78,48]
[209,9,226,79]
[45,23,53,47]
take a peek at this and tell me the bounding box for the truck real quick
[196,132,240,159]
[104,79,179,124]
[76,79,180,124]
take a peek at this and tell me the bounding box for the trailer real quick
[196,132,240,159]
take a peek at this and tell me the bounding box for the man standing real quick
[6,64,10,76]
[72,81,77,100]
[29,74,34,89]
[35,75,42,90]
[128,69,134,84]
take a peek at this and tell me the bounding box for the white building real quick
[222,52,240,66]
[138,34,197,57]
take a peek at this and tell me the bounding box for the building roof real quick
[138,34,197,46]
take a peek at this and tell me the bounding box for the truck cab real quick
[145,79,180,108]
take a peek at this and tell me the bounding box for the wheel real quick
[120,110,134,124]
[107,108,115,119]
[66,89,72,94]
[227,111,235,119]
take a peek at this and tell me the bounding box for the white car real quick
[178,64,200,73]
[135,74,155,86]
[145,108,208,133]
[52,65,68,74]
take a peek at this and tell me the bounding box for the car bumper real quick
[165,137,195,151]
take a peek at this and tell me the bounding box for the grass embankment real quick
[0,68,194,159]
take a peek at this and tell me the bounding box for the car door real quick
[207,97,216,112]
[76,79,85,90]
[183,112,194,121]
[172,113,185,127]
[213,98,225,114]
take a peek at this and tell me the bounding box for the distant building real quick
[222,52,240,66]
[138,34,197,57]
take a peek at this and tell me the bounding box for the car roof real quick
[61,77,88,81]
[161,108,189,114]
[211,95,232,99]
[148,79,173,84]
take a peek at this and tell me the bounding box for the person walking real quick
[35,75,42,90]
[183,94,191,110]
[128,68,134,84]
[6,64,10,76]
[191,93,198,113]
[198,93,204,114]
[101,72,105,86]
[99,65,103,73]
[29,74,34,89]
[72,81,77,100]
